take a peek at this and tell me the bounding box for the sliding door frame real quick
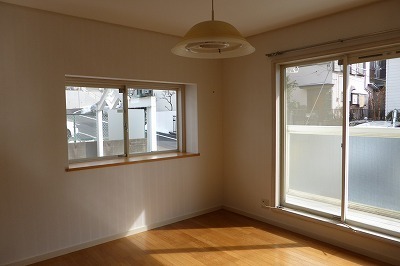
[276,43,400,239]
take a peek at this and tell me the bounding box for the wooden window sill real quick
[66,152,200,172]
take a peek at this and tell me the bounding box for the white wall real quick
[222,0,400,264]
[108,109,145,139]
[156,111,176,134]
[0,2,223,264]
[386,57,400,113]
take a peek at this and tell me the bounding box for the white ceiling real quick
[1,0,379,37]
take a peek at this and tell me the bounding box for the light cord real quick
[211,0,214,21]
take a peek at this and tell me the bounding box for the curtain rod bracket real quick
[266,51,283,57]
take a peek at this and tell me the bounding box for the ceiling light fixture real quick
[171,0,255,59]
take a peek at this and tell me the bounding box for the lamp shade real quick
[171,20,255,59]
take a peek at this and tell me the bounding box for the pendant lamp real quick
[171,0,255,59]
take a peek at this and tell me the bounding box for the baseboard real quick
[222,205,400,265]
[7,206,222,266]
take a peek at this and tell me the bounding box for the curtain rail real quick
[265,28,400,57]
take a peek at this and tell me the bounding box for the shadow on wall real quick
[1,149,198,265]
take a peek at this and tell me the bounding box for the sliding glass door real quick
[283,59,344,217]
[281,48,400,237]
[347,54,400,236]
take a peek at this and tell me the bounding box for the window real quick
[350,62,365,76]
[66,77,183,162]
[279,47,400,239]
[283,59,343,217]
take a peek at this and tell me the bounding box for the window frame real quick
[275,43,400,240]
[65,75,186,165]
[279,56,348,222]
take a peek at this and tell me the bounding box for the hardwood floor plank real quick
[32,210,389,265]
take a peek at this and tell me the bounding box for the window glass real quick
[66,87,124,160]
[283,60,343,217]
[65,81,182,162]
[127,89,178,154]
[348,57,400,235]
[280,50,400,238]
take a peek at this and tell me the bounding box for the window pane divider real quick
[123,85,129,157]
[341,56,349,223]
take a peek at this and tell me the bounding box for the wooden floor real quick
[33,210,388,265]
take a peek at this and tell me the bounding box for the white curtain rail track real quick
[265,28,400,57]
